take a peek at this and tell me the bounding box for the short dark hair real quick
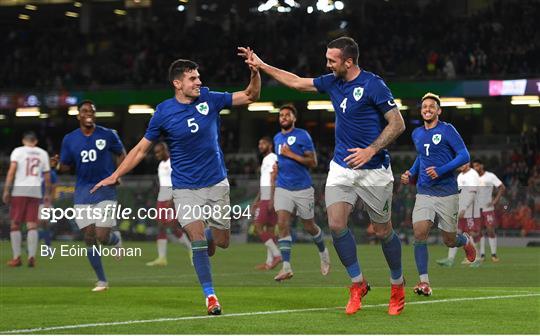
[168,59,199,82]
[22,130,37,141]
[279,103,297,117]
[78,100,96,111]
[472,159,484,165]
[327,37,359,65]
[260,136,273,145]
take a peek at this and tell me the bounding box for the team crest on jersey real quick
[353,87,364,101]
[95,139,106,150]
[287,136,296,146]
[196,102,209,115]
[432,134,442,145]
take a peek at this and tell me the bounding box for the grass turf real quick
[1,241,539,334]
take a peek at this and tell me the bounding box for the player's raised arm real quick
[232,47,261,106]
[432,125,470,178]
[241,48,317,92]
[90,137,153,193]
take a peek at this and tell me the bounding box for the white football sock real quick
[448,247,458,260]
[489,237,497,255]
[282,261,292,272]
[10,231,22,259]
[157,239,167,259]
[420,274,430,283]
[264,239,281,257]
[480,236,486,255]
[27,229,38,258]
[351,273,364,283]
[265,247,273,265]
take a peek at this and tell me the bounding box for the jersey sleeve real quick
[9,148,21,163]
[300,131,315,152]
[50,170,58,184]
[409,157,420,177]
[209,90,233,111]
[489,173,503,187]
[435,125,470,176]
[313,74,334,94]
[369,77,396,114]
[144,107,162,142]
[41,150,51,173]
[109,129,125,155]
[60,136,73,166]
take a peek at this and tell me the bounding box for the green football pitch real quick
[1,241,539,334]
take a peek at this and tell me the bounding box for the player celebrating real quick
[91,52,261,315]
[242,37,406,315]
[58,100,126,291]
[251,136,282,270]
[146,142,192,267]
[401,93,477,296]
[472,159,505,262]
[3,131,51,267]
[272,104,330,281]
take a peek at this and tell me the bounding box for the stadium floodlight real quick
[177,5,185,11]
[394,99,408,111]
[511,95,539,105]
[114,9,127,15]
[128,104,155,114]
[16,107,40,117]
[18,14,30,20]
[334,1,345,10]
[25,4,37,10]
[95,112,115,117]
[248,102,275,111]
[220,109,231,115]
[307,100,334,111]
[0,114,6,120]
[39,113,49,119]
[258,0,278,12]
[65,11,79,18]
[456,103,483,109]
[440,97,467,107]
[68,106,78,115]
[74,2,82,7]
[307,6,313,13]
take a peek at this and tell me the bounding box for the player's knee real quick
[372,222,392,240]
[27,222,38,230]
[84,235,97,246]
[10,223,21,231]
[443,235,457,247]
[413,229,429,242]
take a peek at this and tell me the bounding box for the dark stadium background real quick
[0,0,538,242]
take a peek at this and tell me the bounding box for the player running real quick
[472,159,505,262]
[91,52,261,315]
[3,131,51,267]
[241,37,406,315]
[58,100,126,291]
[271,104,330,282]
[437,163,482,267]
[146,142,192,267]
[401,93,477,296]
[251,136,282,271]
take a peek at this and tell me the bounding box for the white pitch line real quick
[2,293,539,334]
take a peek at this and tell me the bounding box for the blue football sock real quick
[107,231,119,246]
[381,231,403,281]
[205,228,213,242]
[332,229,361,279]
[414,240,428,276]
[311,227,326,252]
[86,247,106,282]
[40,229,51,247]
[455,233,467,247]
[278,237,292,263]
[192,240,214,297]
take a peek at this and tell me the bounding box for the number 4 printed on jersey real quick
[340,98,347,113]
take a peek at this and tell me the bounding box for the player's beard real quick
[280,122,293,131]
